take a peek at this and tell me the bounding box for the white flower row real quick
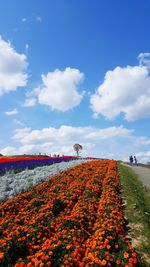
[0,159,87,202]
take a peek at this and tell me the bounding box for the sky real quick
[0,0,150,162]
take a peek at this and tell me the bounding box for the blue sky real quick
[0,0,150,162]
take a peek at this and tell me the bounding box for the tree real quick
[73,144,83,157]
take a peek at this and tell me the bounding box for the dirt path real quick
[122,163,150,189]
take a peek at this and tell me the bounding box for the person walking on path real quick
[129,155,133,166]
[134,156,138,166]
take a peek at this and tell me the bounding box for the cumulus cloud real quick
[25,68,84,111]
[13,128,31,141]
[1,124,150,161]
[5,108,18,116]
[12,125,133,145]
[0,36,28,95]
[85,125,133,140]
[0,124,131,158]
[90,55,150,121]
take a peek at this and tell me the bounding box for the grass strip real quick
[118,162,150,267]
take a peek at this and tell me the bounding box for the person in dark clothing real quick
[129,155,133,165]
[134,156,138,166]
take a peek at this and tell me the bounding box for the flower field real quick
[0,156,77,175]
[0,160,138,266]
[0,159,87,202]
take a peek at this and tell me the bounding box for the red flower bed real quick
[0,156,74,164]
[0,160,139,266]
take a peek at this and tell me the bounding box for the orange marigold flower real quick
[124,252,129,259]
[106,245,111,250]
[101,259,107,266]
[106,255,111,261]
[87,252,94,260]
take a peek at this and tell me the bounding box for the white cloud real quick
[5,108,18,116]
[90,55,150,121]
[86,125,133,140]
[26,68,84,111]
[23,88,39,107]
[13,128,31,141]
[17,144,37,154]
[0,144,35,156]
[134,136,150,146]
[0,36,28,95]
[23,98,37,107]
[12,125,86,144]
[12,125,132,145]
[0,146,17,155]
[137,52,150,69]
[1,124,150,161]
[135,151,150,163]
[26,87,40,98]
[3,124,132,158]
